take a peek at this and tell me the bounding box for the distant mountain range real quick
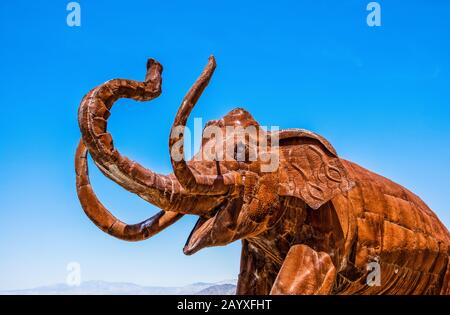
[196,284,236,295]
[0,280,237,295]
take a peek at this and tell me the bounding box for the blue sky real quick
[0,1,449,290]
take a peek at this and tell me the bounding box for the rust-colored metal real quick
[75,56,450,295]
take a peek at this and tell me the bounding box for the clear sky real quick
[0,1,449,290]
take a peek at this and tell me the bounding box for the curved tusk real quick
[75,140,183,241]
[169,56,241,195]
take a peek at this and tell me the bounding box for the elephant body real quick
[237,157,450,295]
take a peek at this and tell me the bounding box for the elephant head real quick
[75,56,354,256]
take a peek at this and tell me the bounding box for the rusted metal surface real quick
[75,56,450,295]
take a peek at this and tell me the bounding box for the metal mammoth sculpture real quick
[75,56,450,295]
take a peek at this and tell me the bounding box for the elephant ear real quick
[276,129,355,210]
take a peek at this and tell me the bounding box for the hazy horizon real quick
[0,279,238,295]
[1,277,239,292]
